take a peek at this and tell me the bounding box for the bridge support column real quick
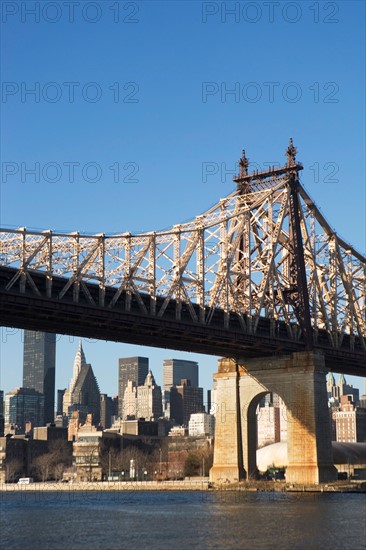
[210,352,337,485]
[209,358,245,483]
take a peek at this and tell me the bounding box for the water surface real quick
[1,490,365,549]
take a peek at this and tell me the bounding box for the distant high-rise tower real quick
[5,387,45,433]
[100,394,114,429]
[118,357,149,417]
[57,389,66,416]
[63,341,100,426]
[162,359,198,394]
[169,379,204,426]
[23,331,56,424]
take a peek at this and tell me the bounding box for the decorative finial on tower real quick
[286,137,297,167]
[239,149,249,177]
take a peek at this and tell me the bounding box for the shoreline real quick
[1,480,365,493]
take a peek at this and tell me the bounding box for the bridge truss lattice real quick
[1,140,365,354]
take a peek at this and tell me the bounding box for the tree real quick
[5,458,23,483]
[32,453,53,482]
[184,446,213,477]
[184,453,200,477]
[48,440,72,480]
[29,440,72,482]
[100,442,155,480]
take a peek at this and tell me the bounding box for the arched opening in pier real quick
[246,390,288,480]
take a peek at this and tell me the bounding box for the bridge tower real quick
[210,140,338,485]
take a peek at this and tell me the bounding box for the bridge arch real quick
[210,352,338,485]
[244,390,287,479]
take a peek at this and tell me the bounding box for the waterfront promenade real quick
[1,480,210,492]
[1,479,365,493]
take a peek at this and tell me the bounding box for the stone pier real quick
[210,352,337,485]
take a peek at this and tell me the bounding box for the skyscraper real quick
[162,359,198,394]
[23,331,56,424]
[118,357,149,417]
[5,387,45,433]
[169,379,204,426]
[63,341,100,426]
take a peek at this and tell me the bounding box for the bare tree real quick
[5,458,23,483]
[29,440,72,482]
[32,453,53,482]
[48,440,72,480]
[100,444,153,480]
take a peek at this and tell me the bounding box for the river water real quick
[1,490,365,549]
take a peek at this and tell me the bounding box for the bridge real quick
[0,140,365,374]
[1,139,365,484]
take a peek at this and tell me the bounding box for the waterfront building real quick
[23,331,56,424]
[33,425,68,441]
[118,357,149,417]
[4,387,44,434]
[188,413,215,437]
[108,417,169,437]
[72,417,103,481]
[0,436,27,482]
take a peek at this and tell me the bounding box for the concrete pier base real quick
[210,352,337,485]
[209,358,245,483]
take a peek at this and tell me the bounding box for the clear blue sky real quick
[1,1,365,398]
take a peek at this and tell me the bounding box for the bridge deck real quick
[0,267,364,376]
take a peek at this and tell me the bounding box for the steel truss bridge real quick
[1,141,365,376]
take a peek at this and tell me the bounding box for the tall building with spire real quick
[63,341,100,426]
[122,371,163,421]
[137,371,163,421]
[23,331,56,424]
[69,340,87,394]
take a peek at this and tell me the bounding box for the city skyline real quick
[1,1,365,548]
[1,330,365,406]
[1,2,364,420]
